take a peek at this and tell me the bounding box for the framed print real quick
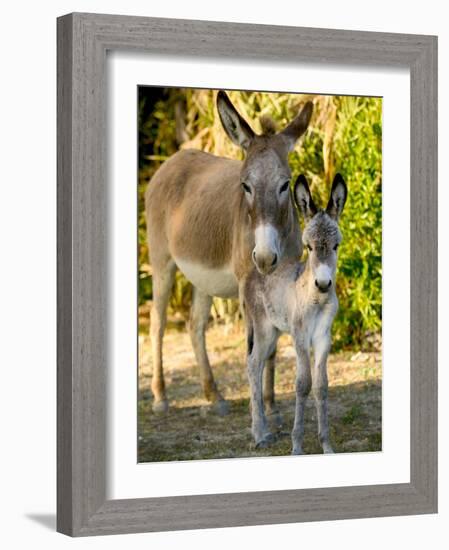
[57,12,437,536]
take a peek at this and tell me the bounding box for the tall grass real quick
[138,88,382,350]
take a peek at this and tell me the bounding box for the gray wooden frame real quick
[57,12,438,537]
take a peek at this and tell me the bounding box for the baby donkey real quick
[243,173,347,454]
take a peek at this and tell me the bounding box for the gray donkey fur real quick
[243,174,348,453]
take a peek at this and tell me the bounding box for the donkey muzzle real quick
[253,224,280,275]
[252,249,278,275]
[314,264,333,293]
[315,279,332,293]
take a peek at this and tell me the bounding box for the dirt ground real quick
[138,316,382,463]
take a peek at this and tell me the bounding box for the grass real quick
[138,317,382,462]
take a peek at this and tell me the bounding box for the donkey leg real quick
[291,342,312,455]
[150,259,176,414]
[189,287,229,416]
[263,348,283,430]
[248,327,277,448]
[248,356,273,448]
[312,335,334,454]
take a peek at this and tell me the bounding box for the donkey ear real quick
[326,173,348,220]
[294,175,317,220]
[280,101,313,152]
[216,91,255,150]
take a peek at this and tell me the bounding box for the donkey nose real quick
[315,279,332,293]
[252,249,278,274]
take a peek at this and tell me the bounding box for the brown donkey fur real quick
[145,91,313,414]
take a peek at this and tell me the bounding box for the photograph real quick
[137,87,382,462]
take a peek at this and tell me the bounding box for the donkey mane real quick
[303,211,341,243]
[259,115,277,136]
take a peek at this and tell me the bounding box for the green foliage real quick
[138,89,382,350]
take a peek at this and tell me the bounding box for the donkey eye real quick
[241,182,252,194]
[279,180,290,194]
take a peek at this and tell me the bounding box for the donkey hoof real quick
[212,399,230,416]
[255,432,276,449]
[152,399,169,414]
[292,446,304,456]
[323,445,335,454]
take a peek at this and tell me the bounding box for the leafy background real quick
[138,88,382,351]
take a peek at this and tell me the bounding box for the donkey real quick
[145,91,313,415]
[242,173,347,452]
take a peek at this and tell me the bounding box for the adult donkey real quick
[145,91,313,415]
